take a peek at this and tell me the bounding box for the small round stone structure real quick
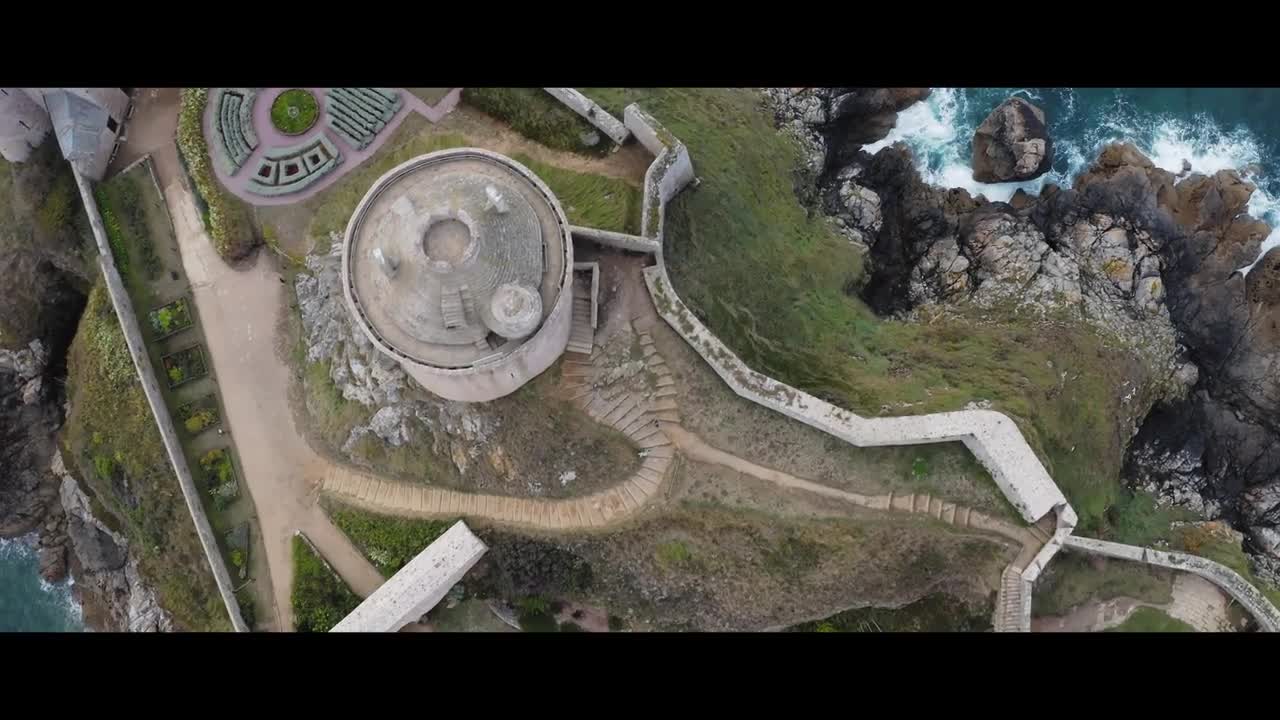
[342,148,574,402]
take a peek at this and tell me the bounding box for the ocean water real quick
[0,535,84,632]
[865,88,1280,274]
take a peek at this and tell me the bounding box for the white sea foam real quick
[872,89,1280,273]
[1,532,84,630]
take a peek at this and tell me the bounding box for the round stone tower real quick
[342,148,574,402]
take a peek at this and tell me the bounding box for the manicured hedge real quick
[176,89,260,261]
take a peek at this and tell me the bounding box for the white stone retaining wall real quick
[1064,536,1280,632]
[542,89,630,145]
[331,521,487,632]
[570,224,661,254]
[73,169,248,632]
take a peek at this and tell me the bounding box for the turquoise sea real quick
[865,88,1280,273]
[0,534,83,632]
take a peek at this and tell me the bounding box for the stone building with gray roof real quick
[0,88,131,180]
[343,147,576,402]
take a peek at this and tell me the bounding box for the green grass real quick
[1032,553,1173,617]
[62,282,231,631]
[270,89,319,135]
[1105,607,1195,632]
[291,535,361,632]
[305,129,468,245]
[580,88,1155,534]
[327,503,456,577]
[655,540,693,567]
[511,152,642,234]
[462,87,612,156]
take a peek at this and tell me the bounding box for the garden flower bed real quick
[147,297,195,340]
[198,447,240,512]
[161,344,208,388]
[176,394,221,436]
[271,89,319,135]
[225,522,251,581]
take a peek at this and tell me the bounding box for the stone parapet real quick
[542,88,630,146]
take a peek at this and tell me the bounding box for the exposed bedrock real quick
[971,97,1054,183]
[765,88,1280,572]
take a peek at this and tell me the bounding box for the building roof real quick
[44,90,108,162]
[345,149,570,369]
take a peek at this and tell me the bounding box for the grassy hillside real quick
[583,88,1153,533]
[62,282,230,631]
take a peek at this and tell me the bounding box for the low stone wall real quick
[331,521,487,632]
[543,89,630,145]
[1064,536,1280,632]
[73,169,248,632]
[570,224,661,254]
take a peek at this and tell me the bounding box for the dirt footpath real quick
[161,164,384,630]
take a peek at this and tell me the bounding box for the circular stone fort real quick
[342,148,574,402]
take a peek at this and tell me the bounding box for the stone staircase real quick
[996,565,1030,632]
[320,314,680,531]
[567,289,595,355]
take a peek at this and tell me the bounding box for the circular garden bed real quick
[270,89,319,135]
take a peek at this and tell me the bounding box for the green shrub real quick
[176,89,259,261]
[291,535,360,632]
[93,454,115,481]
[230,549,245,568]
[607,615,625,632]
[656,540,692,566]
[184,409,216,434]
[911,456,931,479]
[95,188,130,275]
[328,505,454,577]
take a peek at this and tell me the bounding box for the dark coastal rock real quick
[972,98,1054,183]
[38,545,68,583]
[765,87,931,178]
[66,513,127,573]
[821,128,1280,560]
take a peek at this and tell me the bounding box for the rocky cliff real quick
[1,144,172,631]
[766,90,1280,580]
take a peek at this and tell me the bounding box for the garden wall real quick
[542,89,630,145]
[73,168,248,633]
[1064,536,1280,632]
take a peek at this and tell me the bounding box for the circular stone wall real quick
[342,148,574,402]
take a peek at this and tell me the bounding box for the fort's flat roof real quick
[345,150,569,369]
